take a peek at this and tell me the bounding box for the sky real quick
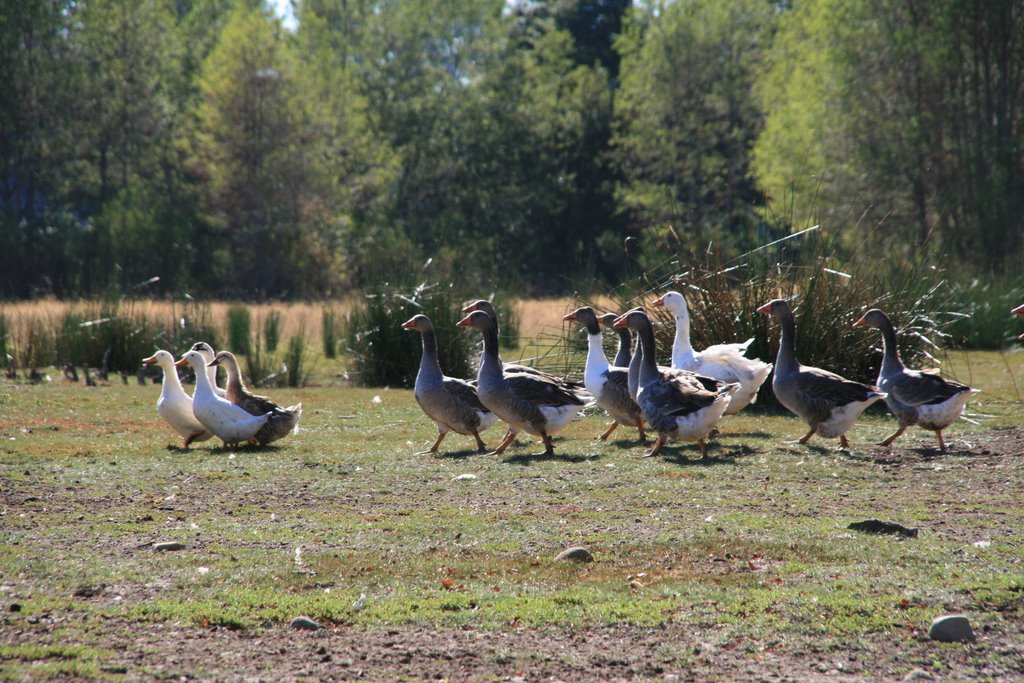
[270,0,298,31]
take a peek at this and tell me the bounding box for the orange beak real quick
[562,312,577,321]
[141,356,157,365]
[651,295,666,307]
[456,314,473,328]
[611,315,628,330]
[756,302,773,314]
[461,302,480,314]
[401,317,417,330]
[174,357,188,368]
[853,316,867,328]
[1012,304,1024,317]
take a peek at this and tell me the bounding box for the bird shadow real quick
[431,448,490,461]
[716,430,773,439]
[501,450,602,466]
[656,441,747,466]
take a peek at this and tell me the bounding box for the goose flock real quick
[142,293,1016,456]
[144,342,302,449]
[405,291,994,458]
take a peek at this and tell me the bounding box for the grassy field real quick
[0,351,1022,681]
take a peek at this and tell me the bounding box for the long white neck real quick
[159,360,188,399]
[191,359,216,400]
[583,332,610,393]
[206,364,220,392]
[671,308,695,368]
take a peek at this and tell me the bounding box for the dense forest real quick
[1,0,1022,299]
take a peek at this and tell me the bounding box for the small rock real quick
[904,669,935,681]
[73,584,106,598]
[8,603,21,612]
[554,547,594,563]
[928,614,975,643]
[452,473,477,481]
[290,616,321,631]
[153,542,185,552]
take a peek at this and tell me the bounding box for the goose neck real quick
[418,329,444,382]
[775,311,799,373]
[877,317,905,373]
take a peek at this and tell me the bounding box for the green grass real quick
[0,352,1022,679]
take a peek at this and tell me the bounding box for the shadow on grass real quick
[501,449,601,466]
[656,440,755,466]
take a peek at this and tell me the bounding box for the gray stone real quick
[152,542,185,552]
[903,669,935,681]
[928,614,975,643]
[554,547,594,563]
[290,616,321,631]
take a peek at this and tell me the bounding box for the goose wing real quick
[794,367,880,423]
[442,376,489,412]
[889,370,971,407]
[506,372,586,407]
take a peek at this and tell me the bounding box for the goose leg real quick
[247,437,259,446]
[184,431,204,448]
[490,430,517,455]
[837,434,850,450]
[698,439,708,459]
[416,431,446,456]
[935,430,947,453]
[538,432,555,456]
[635,418,648,444]
[471,429,487,453]
[598,421,619,441]
[798,428,816,445]
[642,434,666,458]
[879,425,906,447]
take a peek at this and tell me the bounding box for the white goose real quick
[142,350,212,448]
[652,290,771,414]
[175,350,269,448]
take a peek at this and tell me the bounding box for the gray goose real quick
[457,310,587,456]
[207,351,303,445]
[757,299,885,449]
[564,306,645,442]
[402,314,499,454]
[461,299,582,391]
[598,312,633,367]
[854,308,975,451]
[612,310,737,458]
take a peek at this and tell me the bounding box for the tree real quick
[613,0,775,261]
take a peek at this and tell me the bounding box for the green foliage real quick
[945,276,1024,350]
[344,268,476,388]
[283,331,312,388]
[263,310,282,353]
[226,306,252,357]
[322,307,339,359]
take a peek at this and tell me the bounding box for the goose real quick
[142,350,212,448]
[652,291,771,414]
[757,299,885,449]
[608,307,726,403]
[1013,304,1024,338]
[612,310,737,458]
[457,310,587,456]
[207,351,303,446]
[854,308,976,451]
[402,314,499,454]
[564,306,645,442]
[597,312,632,367]
[461,299,582,390]
[189,342,227,398]
[175,350,269,448]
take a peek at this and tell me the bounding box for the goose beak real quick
[1012,304,1024,317]
[141,356,157,365]
[207,359,220,368]
[456,314,473,328]
[461,302,479,314]
[853,316,867,327]
[562,312,577,321]
[401,317,417,330]
[755,302,773,314]
[611,315,628,330]
[651,295,666,307]
[174,357,188,367]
